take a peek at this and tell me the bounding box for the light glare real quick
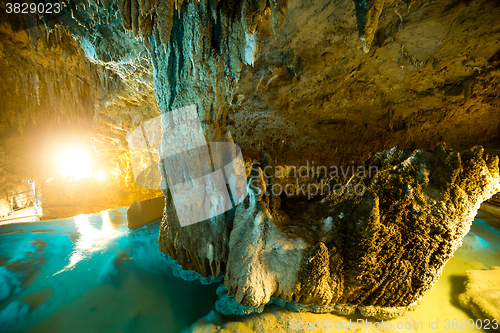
[59,148,92,180]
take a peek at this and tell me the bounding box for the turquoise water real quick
[0,208,220,333]
[1,208,499,333]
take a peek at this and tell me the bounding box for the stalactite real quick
[119,0,132,31]
[139,14,154,40]
[154,0,176,47]
[131,0,140,36]
[175,0,184,17]
[352,0,385,53]
[270,0,288,37]
[142,0,154,14]
[0,15,119,138]
[33,71,40,106]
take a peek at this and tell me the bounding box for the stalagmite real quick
[220,144,500,319]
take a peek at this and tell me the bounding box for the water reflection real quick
[55,212,126,274]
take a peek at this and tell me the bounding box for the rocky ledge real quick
[161,143,500,319]
[458,266,500,323]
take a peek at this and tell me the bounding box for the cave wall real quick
[229,0,500,167]
[149,0,500,284]
[0,9,162,219]
[0,0,499,317]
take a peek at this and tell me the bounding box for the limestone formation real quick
[126,196,165,229]
[352,0,385,53]
[1,0,500,323]
[135,0,290,280]
[458,267,500,322]
[220,143,500,319]
[0,9,162,219]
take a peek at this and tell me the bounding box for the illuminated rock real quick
[126,196,165,229]
[220,144,500,319]
[458,266,500,322]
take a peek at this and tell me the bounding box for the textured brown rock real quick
[296,242,335,306]
[353,0,386,53]
[151,0,286,279]
[126,195,165,229]
[221,144,500,319]
[224,163,308,306]
[0,0,499,322]
[0,8,161,218]
[229,0,500,168]
[458,267,500,322]
[21,288,53,310]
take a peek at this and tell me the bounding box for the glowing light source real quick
[59,148,92,180]
[95,171,106,180]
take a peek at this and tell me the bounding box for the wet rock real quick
[224,163,309,307]
[126,196,165,229]
[221,144,499,319]
[458,266,500,322]
[352,0,385,53]
[21,288,53,310]
[98,250,131,286]
[0,301,30,332]
[461,232,488,251]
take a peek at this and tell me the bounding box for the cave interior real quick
[0,0,500,332]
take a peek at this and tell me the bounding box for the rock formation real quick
[458,266,500,322]
[229,0,500,168]
[0,0,500,321]
[184,308,423,333]
[0,6,162,219]
[352,0,385,53]
[215,144,499,319]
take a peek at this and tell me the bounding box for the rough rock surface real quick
[151,0,279,279]
[458,266,500,322]
[229,0,500,167]
[0,0,500,320]
[1,1,499,209]
[352,0,386,53]
[0,267,23,303]
[220,143,499,319]
[0,6,161,218]
[22,0,291,276]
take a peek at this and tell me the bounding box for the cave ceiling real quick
[229,0,500,165]
[0,0,499,190]
[0,0,499,321]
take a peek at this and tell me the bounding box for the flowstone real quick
[218,143,499,319]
